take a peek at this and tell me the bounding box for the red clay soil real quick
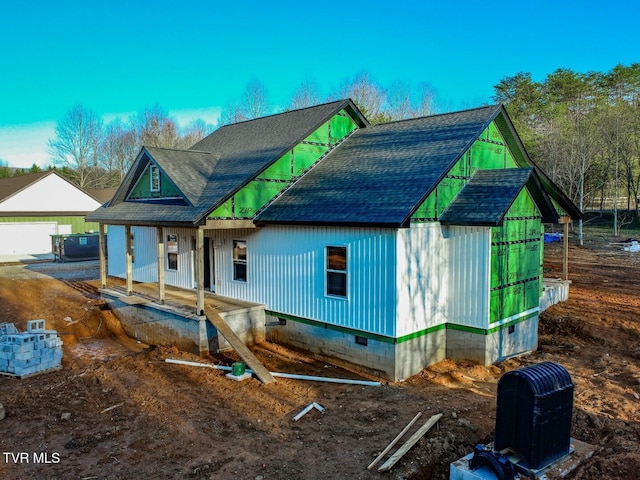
[0,237,639,479]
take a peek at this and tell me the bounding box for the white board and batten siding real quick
[107,226,197,287]
[210,226,398,337]
[106,223,491,339]
[445,225,491,329]
[395,224,491,336]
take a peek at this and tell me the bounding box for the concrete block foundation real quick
[265,314,446,382]
[446,316,539,365]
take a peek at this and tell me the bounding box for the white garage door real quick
[0,222,57,255]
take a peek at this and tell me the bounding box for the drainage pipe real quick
[165,358,381,386]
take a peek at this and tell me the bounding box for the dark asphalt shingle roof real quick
[88,100,577,227]
[256,105,500,226]
[439,168,533,226]
[88,99,364,225]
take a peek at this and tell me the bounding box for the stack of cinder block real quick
[0,320,63,377]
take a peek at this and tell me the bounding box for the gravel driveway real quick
[0,260,100,281]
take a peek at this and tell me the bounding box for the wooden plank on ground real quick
[378,413,443,472]
[204,306,275,384]
[367,412,422,470]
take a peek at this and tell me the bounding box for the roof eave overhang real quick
[88,218,198,228]
[254,219,402,229]
[439,219,502,227]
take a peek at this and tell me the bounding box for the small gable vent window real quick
[233,240,247,282]
[326,246,347,297]
[150,165,160,192]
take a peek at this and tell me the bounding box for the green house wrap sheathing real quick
[210,110,358,219]
[129,164,182,200]
[490,188,542,324]
[412,121,521,221]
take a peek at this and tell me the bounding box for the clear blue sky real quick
[1,0,638,168]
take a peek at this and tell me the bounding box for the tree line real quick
[44,72,436,189]
[40,63,640,241]
[45,104,215,189]
[494,63,640,241]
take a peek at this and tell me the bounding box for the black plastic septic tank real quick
[494,362,574,470]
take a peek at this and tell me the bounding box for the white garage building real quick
[0,171,102,256]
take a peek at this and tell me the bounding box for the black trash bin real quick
[494,361,574,470]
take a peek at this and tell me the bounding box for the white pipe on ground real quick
[164,358,381,386]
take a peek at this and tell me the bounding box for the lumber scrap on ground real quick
[367,412,422,470]
[378,413,443,472]
[204,306,275,384]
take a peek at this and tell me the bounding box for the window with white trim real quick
[167,234,178,270]
[326,246,347,297]
[233,240,247,282]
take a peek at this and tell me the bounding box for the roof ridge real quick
[374,104,500,127]
[217,99,350,128]
[145,146,212,154]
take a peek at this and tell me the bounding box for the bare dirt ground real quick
[0,236,639,480]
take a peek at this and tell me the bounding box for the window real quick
[167,234,178,270]
[355,335,368,346]
[326,246,347,297]
[233,240,247,282]
[128,231,135,263]
[150,165,160,192]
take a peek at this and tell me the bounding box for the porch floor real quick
[540,277,570,312]
[101,281,262,317]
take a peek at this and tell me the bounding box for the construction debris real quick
[367,412,423,470]
[100,403,124,414]
[204,308,275,384]
[377,413,443,472]
[293,402,325,421]
[0,320,63,378]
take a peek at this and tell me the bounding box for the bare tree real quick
[102,119,138,183]
[415,82,436,117]
[218,100,247,126]
[218,79,273,125]
[289,78,321,110]
[337,71,388,123]
[178,119,214,149]
[241,79,271,119]
[131,105,182,148]
[386,81,414,120]
[48,104,104,187]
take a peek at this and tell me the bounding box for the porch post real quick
[196,227,205,315]
[125,225,133,295]
[98,223,107,288]
[560,216,571,281]
[157,227,165,304]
